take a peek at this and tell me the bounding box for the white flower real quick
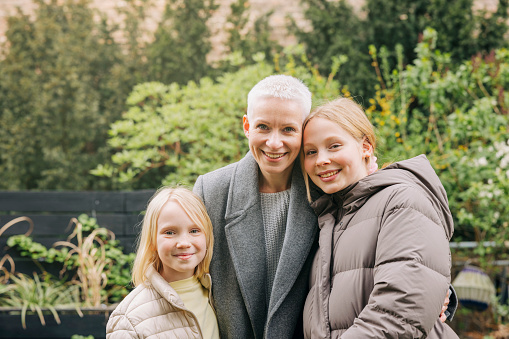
[501,155,509,168]
[477,157,488,166]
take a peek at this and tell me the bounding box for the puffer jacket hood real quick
[312,154,454,239]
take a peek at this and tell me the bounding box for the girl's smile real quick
[156,199,207,283]
[303,117,371,194]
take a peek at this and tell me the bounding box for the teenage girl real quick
[301,98,458,338]
[107,187,219,339]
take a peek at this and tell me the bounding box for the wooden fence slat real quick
[0,214,126,235]
[0,191,125,212]
[124,189,156,212]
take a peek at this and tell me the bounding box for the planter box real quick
[0,306,115,339]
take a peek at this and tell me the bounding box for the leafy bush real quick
[0,272,81,329]
[0,0,131,190]
[0,0,223,190]
[7,215,134,304]
[293,0,509,98]
[146,0,217,85]
[368,28,509,255]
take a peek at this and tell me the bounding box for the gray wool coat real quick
[193,152,319,339]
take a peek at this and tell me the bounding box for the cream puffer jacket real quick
[106,266,212,338]
[304,155,458,338]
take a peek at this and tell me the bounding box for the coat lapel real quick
[267,160,318,317]
[224,153,268,334]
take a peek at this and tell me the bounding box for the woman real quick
[193,75,318,339]
[301,97,458,338]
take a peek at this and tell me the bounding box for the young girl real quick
[106,187,219,339]
[301,98,458,338]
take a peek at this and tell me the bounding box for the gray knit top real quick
[260,189,291,303]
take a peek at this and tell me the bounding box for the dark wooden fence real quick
[0,190,156,274]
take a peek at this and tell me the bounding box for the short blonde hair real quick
[247,74,312,121]
[301,97,377,201]
[132,187,214,286]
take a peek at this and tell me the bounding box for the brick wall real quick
[0,0,501,61]
[0,0,311,61]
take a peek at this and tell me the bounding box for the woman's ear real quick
[243,115,250,138]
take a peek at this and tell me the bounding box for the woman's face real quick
[303,117,371,194]
[243,97,304,183]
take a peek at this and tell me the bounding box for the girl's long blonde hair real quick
[301,97,377,202]
[131,187,214,286]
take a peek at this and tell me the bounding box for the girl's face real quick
[303,117,371,194]
[156,199,207,283]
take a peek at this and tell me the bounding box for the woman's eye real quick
[283,126,296,133]
[305,150,316,156]
[257,124,269,130]
[330,144,341,149]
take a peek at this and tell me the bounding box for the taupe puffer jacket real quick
[304,155,458,338]
[106,266,211,338]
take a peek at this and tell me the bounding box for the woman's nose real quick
[266,132,283,149]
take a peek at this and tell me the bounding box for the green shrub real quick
[368,28,509,255]
[7,214,134,304]
[0,272,81,329]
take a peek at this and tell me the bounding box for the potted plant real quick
[0,215,134,338]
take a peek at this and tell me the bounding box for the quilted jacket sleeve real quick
[341,186,452,338]
[106,313,138,339]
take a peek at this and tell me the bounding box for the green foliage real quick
[0,0,131,190]
[294,0,509,98]
[368,29,509,255]
[0,0,221,190]
[220,0,280,71]
[0,272,81,329]
[93,51,343,188]
[291,0,375,98]
[146,0,217,85]
[7,214,134,304]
